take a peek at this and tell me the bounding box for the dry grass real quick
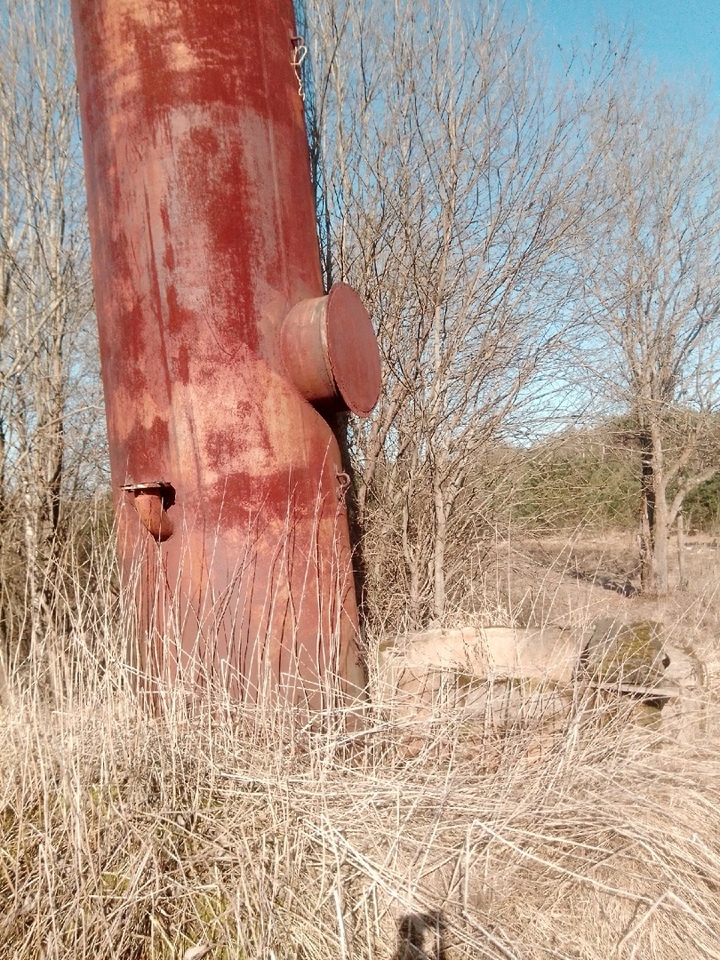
[480,530,720,664]
[2,533,720,959]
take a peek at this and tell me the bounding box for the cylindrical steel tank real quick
[70,0,381,705]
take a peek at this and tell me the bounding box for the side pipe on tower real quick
[70,0,381,705]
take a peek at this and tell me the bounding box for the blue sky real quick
[528,0,720,104]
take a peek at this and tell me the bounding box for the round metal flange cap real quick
[324,283,382,417]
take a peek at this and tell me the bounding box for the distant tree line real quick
[510,417,720,535]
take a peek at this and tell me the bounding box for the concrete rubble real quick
[375,620,703,738]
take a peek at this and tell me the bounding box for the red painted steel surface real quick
[281,283,382,415]
[70,0,380,704]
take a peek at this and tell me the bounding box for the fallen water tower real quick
[70,0,381,704]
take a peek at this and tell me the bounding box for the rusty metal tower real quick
[70,0,381,705]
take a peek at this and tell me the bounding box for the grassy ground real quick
[1,531,720,959]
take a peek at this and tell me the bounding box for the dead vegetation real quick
[2,670,720,959]
[1,534,720,960]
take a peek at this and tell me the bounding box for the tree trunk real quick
[677,511,686,589]
[432,478,447,622]
[402,498,422,628]
[638,429,656,592]
[653,494,670,596]
[638,427,669,596]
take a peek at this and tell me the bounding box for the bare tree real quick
[0,0,100,661]
[579,73,720,595]
[304,0,596,626]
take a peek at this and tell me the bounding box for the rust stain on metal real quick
[70,0,381,705]
[123,481,176,541]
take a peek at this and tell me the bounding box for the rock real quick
[579,619,671,690]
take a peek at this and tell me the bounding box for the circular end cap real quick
[324,284,382,417]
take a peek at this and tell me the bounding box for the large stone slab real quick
[375,621,693,735]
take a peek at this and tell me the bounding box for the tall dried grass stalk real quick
[1,519,720,959]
